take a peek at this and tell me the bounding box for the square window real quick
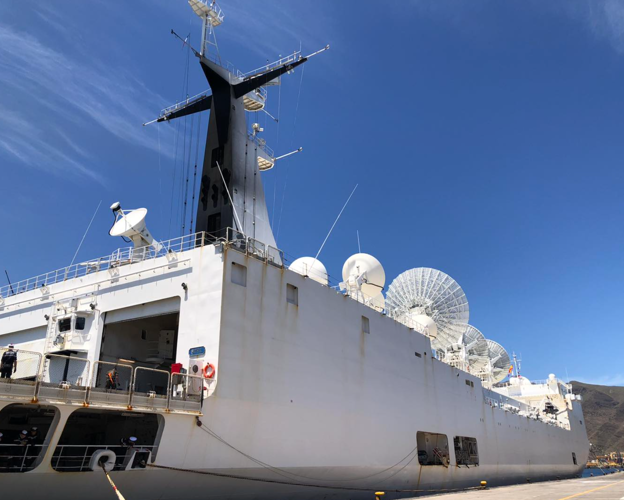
[287,284,298,305]
[75,317,86,331]
[231,262,247,287]
[361,316,370,334]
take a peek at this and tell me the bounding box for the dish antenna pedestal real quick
[339,253,386,311]
[109,202,162,259]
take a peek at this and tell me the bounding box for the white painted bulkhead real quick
[0,241,589,499]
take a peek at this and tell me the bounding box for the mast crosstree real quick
[146,0,328,246]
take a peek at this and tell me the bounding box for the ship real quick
[0,2,589,498]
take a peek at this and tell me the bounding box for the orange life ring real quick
[203,363,216,379]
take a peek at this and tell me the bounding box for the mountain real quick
[571,381,624,453]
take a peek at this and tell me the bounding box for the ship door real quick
[97,298,181,394]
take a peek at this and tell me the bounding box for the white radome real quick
[289,257,328,285]
[409,313,438,338]
[341,253,385,298]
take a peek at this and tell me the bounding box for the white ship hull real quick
[0,241,589,499]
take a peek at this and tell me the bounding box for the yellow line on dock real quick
[557,479,624,500]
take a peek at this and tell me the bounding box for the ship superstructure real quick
[0,2,588,499]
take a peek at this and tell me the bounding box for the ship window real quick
[415,352,422,358]
[287,284,298,306]
[58,318,71,333]
[231,263,247,287]
[454,436,479,466]
[572,452,577,465]
[361,316,370,334]
[75,317,86,331]
[0,404,59,473]
[465,379,474,388]
[417,431,449,466]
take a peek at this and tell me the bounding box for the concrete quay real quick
[409,472,624,500]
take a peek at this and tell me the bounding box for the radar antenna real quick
[385,268,469,351]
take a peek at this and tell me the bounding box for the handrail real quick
[0,232,206,300]
[130,367,171,409]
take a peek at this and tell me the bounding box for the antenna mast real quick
[189,0,224,59]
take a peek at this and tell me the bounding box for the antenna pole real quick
[313,184,358,264]
[4,270,14,296]
[357,230,361,253]
[69,200,102,268]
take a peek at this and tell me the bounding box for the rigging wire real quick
[69,200,102,268]
[196,420,420,484]
[271,77,282,229]
[190,111,202,234]
[275,62,306,243]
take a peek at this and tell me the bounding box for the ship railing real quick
[170,373,209,412]
[240,50,302,79]
[38,354,90,404]
[51,443,156,472]
[0,444,47,472]
[130,367,171,411]
[0,232,207,300]
[160,90,211,117]
[0,348,42,401]
[0,354,205,413]
[248,132,275,158]
[224,228,284,267]
[87,361,135,408]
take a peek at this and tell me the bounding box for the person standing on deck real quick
[105,367,120,391]
[0,344,17,379]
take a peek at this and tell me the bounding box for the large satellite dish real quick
[289,257,328,286]
[385,268,469,351]
[461,325,489,374]
[485,339,511,383]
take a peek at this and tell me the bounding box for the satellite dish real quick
[385,268,469,351]
[109,202,162,252]
[461,325,489,373]
[289,257,328,286]
[485,339,511,383]
[341,253,385,298]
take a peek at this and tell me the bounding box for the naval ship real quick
[0,2,589,498]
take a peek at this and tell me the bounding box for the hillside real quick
[571,381,624,453]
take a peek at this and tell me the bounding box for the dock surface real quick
[411,473,624,499]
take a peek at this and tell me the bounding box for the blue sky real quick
[0,0,623,385]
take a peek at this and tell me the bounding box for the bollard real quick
[480,481,487,489]
[375,492,385,500]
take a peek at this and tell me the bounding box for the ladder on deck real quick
[432,448,449,468]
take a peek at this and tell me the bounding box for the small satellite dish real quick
[385,268,469,351]
[341,253,385,299]
[461,325,489,373]
[289,257,328,286]
[109,202,162,252]
[485,339,511,384]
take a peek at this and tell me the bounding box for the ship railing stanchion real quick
[128,368,135,410]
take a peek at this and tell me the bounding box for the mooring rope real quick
[102,464,127,500]
[145,462,485,495]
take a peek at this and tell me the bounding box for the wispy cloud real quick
[557,0,624,54]
[0,23,173,182]
[0,105,104,184]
